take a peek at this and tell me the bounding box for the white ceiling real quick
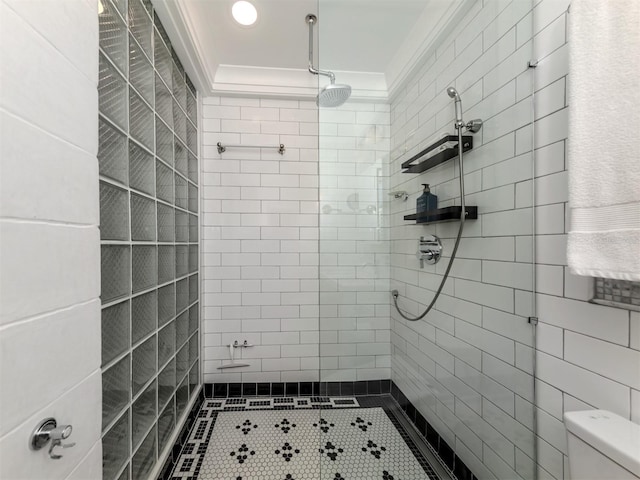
[193,0,428,72]
[153,0,470,100]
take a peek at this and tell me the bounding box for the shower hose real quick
[391,126,467,322]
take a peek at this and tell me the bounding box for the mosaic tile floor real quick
[169,397,440,480]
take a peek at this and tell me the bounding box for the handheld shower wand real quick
[391,86,483,322]
[447,87,483,133]
[447,87,464,129]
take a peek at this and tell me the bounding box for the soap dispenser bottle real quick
[416,184,438,223]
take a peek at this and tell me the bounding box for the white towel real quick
[567,0,640,281]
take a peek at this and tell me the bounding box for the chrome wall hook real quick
[30,418,75,459]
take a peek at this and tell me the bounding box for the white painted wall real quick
[200,96,391,384]
[0,0,102,479]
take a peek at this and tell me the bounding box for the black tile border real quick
[390,381,478,480]
[165,394,441,480]
[157,388,205,480]
[358,395,441,480]
[203,380,392,399]
[197,380,477,480]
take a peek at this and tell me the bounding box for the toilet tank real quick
[565,410,640,480]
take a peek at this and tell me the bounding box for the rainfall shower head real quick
[317,83,352,108]
[305,14,352,108]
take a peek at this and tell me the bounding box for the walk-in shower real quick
[167,1,538,480]
[392,87,482,321]
[306,14,352,107]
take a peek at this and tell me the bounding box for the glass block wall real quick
[98,1,200,479]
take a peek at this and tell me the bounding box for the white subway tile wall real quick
[389,2,539,476]
[390,3,522,480]
[390,1,640,480]
[530,2,640,479]
[0,0,101,478]
[319,102,391,383]
[201,97,391,384]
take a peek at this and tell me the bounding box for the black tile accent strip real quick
[257,382,271,396]
[312,381,322,395]
[285,382,299,396]
[271,382,285,396]
[340,382,354,396]
[203,383,212,398]
[204,380,393,399]
[390,381,478,480]
[299,381,313,396]
[213,383,227,398]
[228,382,242,397]
[367,380,382,394]
[354,380,368,396]
[242,382,256,396]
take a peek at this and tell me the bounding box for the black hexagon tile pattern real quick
[169,398,440,480]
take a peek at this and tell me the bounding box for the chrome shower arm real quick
[308,64,336,84]
[306,14,336,84]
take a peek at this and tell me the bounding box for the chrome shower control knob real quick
[416,235,443,268]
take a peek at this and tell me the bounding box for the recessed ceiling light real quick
[232,1,258,26]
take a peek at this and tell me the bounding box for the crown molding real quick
[151,0,216,95]
[386,0,476,101]
[152,0,471,102]
[212,65,388,101]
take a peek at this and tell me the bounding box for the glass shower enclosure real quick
[317,1,537,479]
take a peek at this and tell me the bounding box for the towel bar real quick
[217,142,285,155]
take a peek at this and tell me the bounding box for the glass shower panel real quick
[316,2,393,480]
[318,1,536,480]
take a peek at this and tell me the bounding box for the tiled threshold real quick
[156,381,477,480]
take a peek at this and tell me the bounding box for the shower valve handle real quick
[417,235,442,268]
